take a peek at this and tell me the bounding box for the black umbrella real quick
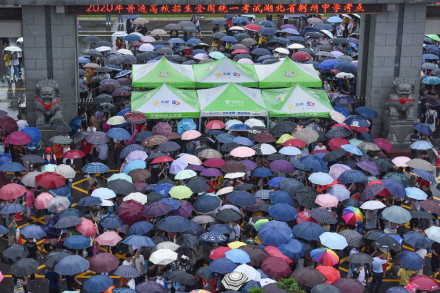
[108,179,136,195]
[373,157,395,172]
[97,40,112,47]
[346,253,374,264]
[136,52,156,63]
[2,243,28,262]
[221,142,240,153]
[342,197,359,208]
[157,141,181,152]
[363,229,383,241]
[54,216,83,229]
[196,266,212,279]
[410,210,435,219]
[187,177,210,193]
[213,32,227,39]
[323,149,346,162]
[279,178,304,196]
[44,250,73,268]
[123,55,137,64]
[215,209,242,222]
[234,183,255,191]
[168,271,197,285]
[374,234,402,252]
[95,67,113,73]
[21,154,45,164]
[326,127,352,138]
[266,153,287,161]
[296,187,318,209]
[147,152,168,161]
[114,265,141,278]
[271,121,296,135]
[83,49,102,57]
[84,36,101,43]
[310,208,337,224]
[72,131,90,144]
[94,94,113,105]
[176,234,199,248]
[146,192,165,203]
[11,258,39,277]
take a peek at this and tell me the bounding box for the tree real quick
[277,278,306,293]
[248,287,264,293]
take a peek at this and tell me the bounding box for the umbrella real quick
[382,206,411,224]
[0,203,24,214]
[293,222,325,241]
[20,224,46,239]
[209,258,238,274]
[409,276,440,291]
[96,231,123,246]
[2,243,28,261]
[375,233,403,251]
[47,196,70,213]
[89,252,120,273]
[310,248,339,266]
[114,265,140,279]
[311,284,341,293]
[291,267,326,287]
[136,281,168,293]
[0,162,25,172]
[319,232,348,250]
[63,235,91,250]
[339,229,364,247]
[168,271,197,286]
[296,187,318,209]
[100,214,123,229]
[149,249,178,265]
[398,251,424,270]
[201,231,227,243]
[35,172,65,189]
[228,191,256,207]
[333,278,364,293]
[82,162,109,174]
[258,221,292,246]
[346,253,373,264]
[268,203,298,222]
[156,216,191,232]
[11,258,39,277]
[310,208,337,224]
[403,230,432,249]
[216,209,242,222]
[84,275,113,293]
[222,272,249,290]
[55,255,90,275]
[261,257,291,279]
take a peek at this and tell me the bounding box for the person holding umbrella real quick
[370,249,390,293]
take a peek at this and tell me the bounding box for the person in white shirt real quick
[415,248,427,275]
[313,141,327,152]
[16,114,28,131]
[370,250,390,293]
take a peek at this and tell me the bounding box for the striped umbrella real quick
[221,272,249,291]
[342,206,364,226]
[310,248,339,266]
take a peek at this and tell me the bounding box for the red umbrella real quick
[89,252,119,273]
[75,217,98,237]
[151,156,174,164]
[264,246,293,264]
[331,123,352,130]
[374,138,393,152]
[5,132,31,145]
[124,111,147,124]
[35,172,66,189]
[244,24,260,31]
[63,149,85,159]
[409,275,440,291]
[291,51,312,62]
[206,120,226,130]
[333,278,365,293]
[0,116,18,133]
[210,246,232,260]
[118,199,143,225]
[261,256,291,280]
[203,158,226,168]
[296,210,316,224]
[282,139,306,147]
[328,138,350,150]
[316,265,341,285]
[0,183,26,200]
[350,126,369,133]
[254,132,276,143]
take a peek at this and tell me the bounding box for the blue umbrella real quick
[338,170,366,183]
[278,238,305,259]
[167,38,185,44]
[216,133,235,143]
[190,49,208,55]
[341,144,363,156]
[79,57,91,63]
[208,257,238,273]
[20,224,46,239]
[0,203,24,214]
[194,196,222,214]
[251,48,272,56]
[333,106,351,117]
[123,160,146,174]
[268,176,285,188]
[259,27,277,35]
[0,161,25,172]
[120,144,145,158]
[127,221,154,236]
[134,131,153,144]
[64,235,90,249]
[422,76,440,85]
[158,198,181,211]
[398,251,424,270]
[275,37,291,45]
[55,255,90,275]
[84,275,113,293]
[413,123,432,136]
[117,108,131,116]
[300,26,320,35]
[316,23,333,30]
[299,156,329,173]
[232,17,248,23]
[268,203,298,222]
[253,167,273,178]
[69,116,83,135]
[100,214,123,229]
[335,61,357,74]
[154,183,174,197]
[233,137,254,146]
[410,140,433,150]
[78,196,102,206]
[107,128,131,140]
[49,186,70,198]
[82,162,109,173]
[0,225,8,235]
[228,191,256,207]
[0,153,12,165]
[258,220,292,246]
[212,19,227,24]
[224,15,238,19]
[319,59,339,70]
[355,106,379,119]
[124,34,140,42]
[413,169,436,182]
[221,36,238,42]
[21,127,41,147]
[405,187,428,200]
[425,45,440,54]
[209,223,233,234]
[225,249,251,264]
[327,16,343,23]
[122,235,155,247]
[289,36,306,42]
[380,178,406,197]
[184,221,204,236]
[362,132,374,143]
[200,231,227,243]
[403,231,432,249]
[423,53,439,60]
[282,28,299,35]
[185,38,202,45]
[255,189,271,199]
[228,124,251,131]
[240,281,261,293]
[113,289,137,293]
[292,222,325,241]
[269,191,294,205]
[344,115,369,127]
[156,216,192,232]
[115,70,131,78]
[177,118,197,135]
[291,159,311,171]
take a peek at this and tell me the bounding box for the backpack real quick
[427,111,434,124]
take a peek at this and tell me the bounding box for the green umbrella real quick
[108,173,133,183]
[426,34,440,42]
[349,138,363,147]
[175,170,197,181]
[169,186,193,200]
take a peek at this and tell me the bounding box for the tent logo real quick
[205,64,215,71]
[152,101,159,106]
[214,72,241,78]
[172,100,180,105]
[158,71,171,78]
[143,93,152,99]
[283,70,297,78]
[307,101,315,107]
[176,90,187,98]
[287,104,295,110]
[276,91,287,102]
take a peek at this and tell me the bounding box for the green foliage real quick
[248,287,264,293]
[277,278,306,293]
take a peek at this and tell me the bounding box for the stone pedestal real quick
[382,116,413,150]
[34,125,56,147]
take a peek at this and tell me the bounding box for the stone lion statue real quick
[35,79,64,125]
[386,78,416,121]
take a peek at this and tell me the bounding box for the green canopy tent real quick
[193,58,258,88]
[132,57,196,88]
[131,84,199,119]
[197,83,267,117]
[262,85,333,117]
[255,58,322,88]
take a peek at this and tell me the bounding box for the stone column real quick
[22,5,78,126]
[357,3,426,149]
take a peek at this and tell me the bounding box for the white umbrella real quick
[117,49,133,55]
[425,226,440,243]
[123,192,147,205]
[260,143,276,155]
[107,116,126,125]
[335,72,355,79]
[175,170,197,180]
[224,172,245,179]
[139,43,155,52]
[41,164,57,173]
[22,171,42,188]
[180,154,202,165]
[91,188,116,200]
[100,199,114,207]
[217,186,233,196]
[112,31,127,37]
[244,118,265,128]
[360,200,386,210]
[47,196,70,213]
[192,215,216,224]
[287,43,305,49]
[320,29,334,39]
[274,48,290,55]
[4,46,22,52]
[155,241,180,251]
[149,249,178,265]
[16,37,23,43]
[55,164,76,179]
[234,264,261,281]
[96,46,112,52]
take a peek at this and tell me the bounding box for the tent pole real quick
[266,116,270,128]
[198,117,202,132]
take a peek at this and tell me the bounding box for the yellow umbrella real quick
[228,241,246,249]
[276,134,294,144]
[169,185,193,200]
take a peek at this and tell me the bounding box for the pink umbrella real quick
[329,111,346,124]
[206,120,226,130]
[139,43,154,52]
[152,122,172,135]
[315,194,339,208]
[329,164,351,181]
[34,192,54,209]
[96,231,122,246]
[125,150,148,162]
[392,156,410,167]
[0,183,26,200]
[237,58,254,64]
[0,271,3,283]
[265,246,293,264]
[374,138,393,152]
[5,132,31,145]
[291,51,312,62]
[230,147,256,158]
[181,130,201,141]
[203,158,226,168]
[75,217,98,237]
[89,252,119,273]
[193,53,209,60]
[229,26,245,31]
